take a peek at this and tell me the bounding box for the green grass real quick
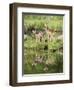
[24,15,63,31]
[24,35,63,50]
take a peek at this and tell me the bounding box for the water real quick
[24,48,63,74]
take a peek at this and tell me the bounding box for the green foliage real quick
[48,39,63,49]
[23,15,63,74]
[24,15,63,31]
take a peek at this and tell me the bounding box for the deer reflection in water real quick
[24,49,63,74]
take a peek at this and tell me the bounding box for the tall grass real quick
[24,15,63,31]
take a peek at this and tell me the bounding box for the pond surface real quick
[24,48,63,74]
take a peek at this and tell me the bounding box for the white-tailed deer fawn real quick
[32,30,43,42]
[44,24,55,41]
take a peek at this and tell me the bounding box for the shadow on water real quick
[24,48,63,74]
